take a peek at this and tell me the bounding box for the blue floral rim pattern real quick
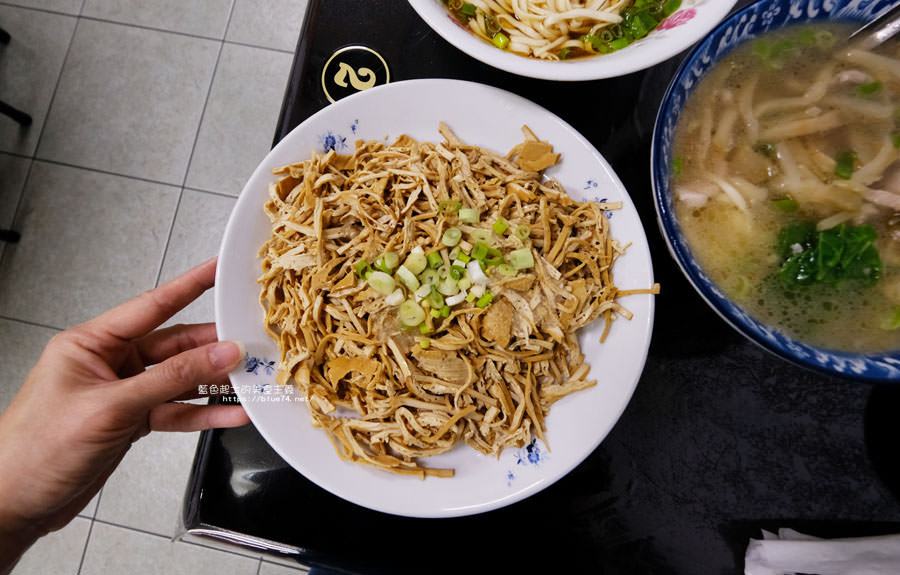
[651,0,900,382]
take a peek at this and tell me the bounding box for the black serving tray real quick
[181,2,900,573]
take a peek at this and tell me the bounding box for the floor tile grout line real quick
[76,14,224,44]
[0,314,63,332]
[153,0,238,288]
[3,8,81,257]
[224,39,295,55]
[0,2,295,55]
[179,538,263,561]
[0,0,77,17]
[4,1,79,154]
[153,188,184,288]
[260,559,310,573]
[75,517,95,575]
[0,155,34,267]
[183,185,239,200]
[88,517,265,561]
[29,157,187,189]
[91,486,103,521]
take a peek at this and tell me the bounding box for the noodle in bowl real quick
[652,0,900,381]
[407,0,738,80]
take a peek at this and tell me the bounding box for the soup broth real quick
[671,22,900,353]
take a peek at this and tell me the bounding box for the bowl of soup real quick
[407,0,738,81]
[652,0,900,381]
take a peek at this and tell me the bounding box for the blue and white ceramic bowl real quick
[651,0,900,382]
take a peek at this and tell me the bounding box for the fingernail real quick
[209,341,243,370]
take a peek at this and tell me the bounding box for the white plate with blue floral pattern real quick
[215,79,655,518]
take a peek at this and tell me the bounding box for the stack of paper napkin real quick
[745,528,900,574]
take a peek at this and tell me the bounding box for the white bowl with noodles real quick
[407,0,738,80]
[216,78,656,518]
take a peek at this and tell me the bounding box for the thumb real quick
[123,340,244,410]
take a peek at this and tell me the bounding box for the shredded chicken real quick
[257,123,659,478]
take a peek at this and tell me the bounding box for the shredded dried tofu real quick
[257,123,659,478]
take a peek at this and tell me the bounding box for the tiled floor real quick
[0,0,310,573]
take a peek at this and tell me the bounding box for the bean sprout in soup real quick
[671,22,900,353]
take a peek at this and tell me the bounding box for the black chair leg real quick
[0,28,9,45]
[0,230,21,243]
[0,100,32,126]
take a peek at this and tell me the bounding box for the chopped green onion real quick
[404,252,427,275]
[449,265,465,280]
[384,288,405,306]
[558,47,571,60]
[662,0,680,17]
[414,284,432,299]
[374,257,392,274]
[367,271,396,295]
[445,291,467,306]
[514,225,531,240]
[398,300,426,327]
[772,198,798,212]
[857,81,883,98]
[438,276,460,296]
[448,246,460,260]
[608,37,630,51]
[355,261,372,278]
[468,229,491,245]
[430,309,442,319]
[492,32,510,50]
[485,255,504,267]
[419,338,430,349]
[492,217,509,235]
[427,251,443,269]
[440,305,450,318]
[467,260,489,285]
[892,131,900,149]
[459,208,480,223]
[476,292,494,308]
[465,292,477,303]
[458,276,472,291]
[460,2,476,17]
[508,247,534,270]
[428,286,445,308]
[419,323,432,334]
[835,151,856,180]
[672,155,683,177]
[382,252,399,270]
[883,306,900,330]
[442,227,462,247]
[439,200,461,214]
[484,13,501,36]
[813,29,836,49]
[497,263,517,276]
[457,252,472,264]
[471,241,489,261]
[396,265,420,291]
[420,268,440,285]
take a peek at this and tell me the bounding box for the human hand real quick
[0,257,249,565]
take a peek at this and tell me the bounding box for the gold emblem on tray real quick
[322,46,390,103]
